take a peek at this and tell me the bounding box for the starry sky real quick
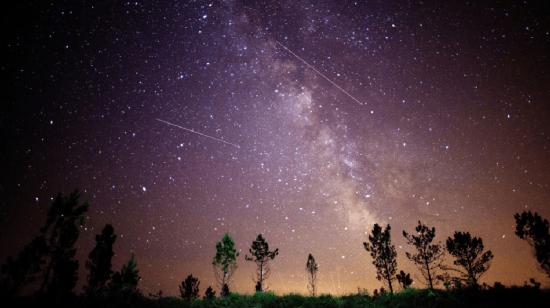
[2,0,550,296]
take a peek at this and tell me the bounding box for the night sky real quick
[2,0,550,296]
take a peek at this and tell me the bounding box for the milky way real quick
[2,0,550,295]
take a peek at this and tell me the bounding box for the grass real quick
[5,287,550,307]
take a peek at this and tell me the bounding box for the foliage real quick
[221,283,230,297]
[39,191,89,296]
[445,231,493,286]
[110,254,141,295]
[212,233,239,296]
[306,253,319,296]
[403,221,444,289]
[85,224,116,295]
[204,286,216,299]
[4,189,550,307]
[396,270,413,289]
[179,274,200,300]
[245,234,279,292]
[0,236,47,296]
[514,211,550,278]
[363,224,398,293]
[3,286,550,308]
[0,191,89,298]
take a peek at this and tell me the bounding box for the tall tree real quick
[446,231,493,286]
[212,233,239,297]
[514,211,550,278]
[305,253,319,296]
[85,224,116,295]
[363,224,398,293]
[245,234,279,292]
[111,254,141,294]
[39,191,89,296]
[0,236,47,296]
[179,274,200,300]
[402,221,444,289]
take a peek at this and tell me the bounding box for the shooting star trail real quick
[156,118,241,149]
[275,40,365,106]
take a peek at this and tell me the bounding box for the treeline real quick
[0,191,141,301]
[1,190,549,303]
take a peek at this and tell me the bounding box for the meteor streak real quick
[275,40,365,106]
[156,118,240,149]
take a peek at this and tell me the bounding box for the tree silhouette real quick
[179,274,200,300]
[0,236,47,296]
[212,233,239,297]
[396,270,413,289]
[245,234,279,292]
[85,224,116,295]
[204,286,216,299]
[111,254,140,294]
[446,231,493,286]
[363,224,397,293]
[39,191,89,296]
[402,221,444,289]
[305,253,318,296]
[514,211,550,278]
[221,283,230,297]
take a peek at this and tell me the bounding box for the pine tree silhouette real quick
[363,224,397,293]
[111,254,140,294]
[179,274,200,300]
[305,253,318,296]
[446,231,493,287]
[402,221,444,289]
[212,233,238,297]
[85,224,116,295]
[0,236,47,296]
[514,211,550,278]
[39,191,89,296]
[245,234,279,292]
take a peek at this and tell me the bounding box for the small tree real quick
[396,270,413,289]
[221,284,230,297]
[179,274,200,300]
[305,253,319,296]
[363,224,397,293]
[204,286,216,299]
[245,234,279,292]
[402,221,444,289]
[111,254,140,294]
[86,224,116,295]
[514,211,550,278]
[212,233,239,297]
[446,231,493,286]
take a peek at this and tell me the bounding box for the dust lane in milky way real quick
[1,0,550,296]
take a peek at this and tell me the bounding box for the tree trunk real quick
[384,262,394,293]
[259,261,264,292]
[39,259,53,294]
[425,257,433,289]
